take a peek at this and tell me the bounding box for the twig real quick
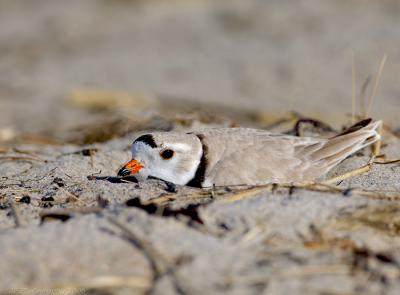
[107,217,191,295]
[292,118,335,137]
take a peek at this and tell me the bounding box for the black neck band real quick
[186,134,208,188]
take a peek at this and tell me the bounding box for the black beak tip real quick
[117,167,131,177]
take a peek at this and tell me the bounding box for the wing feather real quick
[193,121,381,186]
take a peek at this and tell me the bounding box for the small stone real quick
[41,196,55,202]
[19,196,31,204]
[53,177,65,187]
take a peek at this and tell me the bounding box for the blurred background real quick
[1,0,399,143]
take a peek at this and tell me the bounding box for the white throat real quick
[156,142,203,185]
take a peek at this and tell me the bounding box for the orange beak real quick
[118,159,143,176]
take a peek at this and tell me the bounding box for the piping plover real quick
[118,119,381,187]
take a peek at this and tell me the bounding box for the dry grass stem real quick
[351,52,357,124]
[322,164,371,185]
[223,185,272,203]
[273,264,350,279]
[40,207,103,218]
[360,76,371,117]
[373,122,383,156]
[107,216,169,276]
[237,264,350,286]
[373,158,400,165]
[59,187,86,205]
[9,200,23,227]
[366,55,387,118]
[147,194,178,205]
[107,216,191,294]
[0,156,46,163]
[1,275,151,295]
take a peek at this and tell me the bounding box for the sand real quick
[1,122,400,295]
[1,1,400,294]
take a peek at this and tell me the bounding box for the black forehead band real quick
[134,134,157,148]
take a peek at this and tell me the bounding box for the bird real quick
[118,119,381,188]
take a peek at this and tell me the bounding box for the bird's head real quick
[118,132,203,185]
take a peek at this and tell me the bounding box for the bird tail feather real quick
[311,119,382,167]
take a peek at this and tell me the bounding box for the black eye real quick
[160,149,174,160]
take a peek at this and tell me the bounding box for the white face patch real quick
[163,143,192,153]
[129,134,202,186]
[131,142,150,158]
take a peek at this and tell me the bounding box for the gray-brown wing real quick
[197,128,326,186]
[197,120,381,186]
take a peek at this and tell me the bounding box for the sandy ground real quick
[1,0,400,135]
[1,1,400,294]
[1,128,400,295]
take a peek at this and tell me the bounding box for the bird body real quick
[118,119,381,187]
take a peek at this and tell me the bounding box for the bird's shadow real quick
[87,175,138,183]
[87,175,177,193]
